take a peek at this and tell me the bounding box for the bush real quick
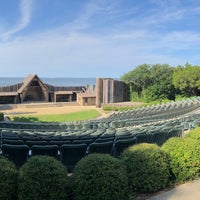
[121,143,170,193]
[0,157,18,200]
[161,137,200,183]
[184,127,200,140]
[18,156,69,200]
[72,153,128,200]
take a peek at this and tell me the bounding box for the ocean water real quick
[0,77,96,87]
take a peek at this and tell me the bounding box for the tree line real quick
[120,63,200,102]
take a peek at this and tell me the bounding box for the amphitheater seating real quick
[0,97,199,169]
[87,141,113,155]
[60,144,87,172]
[2,139,24,145]
[72,139,93,145]
[1,144,29,168]
[49,140,71,147]
[150,131,169,146]
[113,137,137,157]
[25,140,48,148]
[31,145,59,159]
[136,133,152,144]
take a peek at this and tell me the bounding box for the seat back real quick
[72,139,93,145]
[113,137,137,157]
[136,134,152,144]
[2,139,24,145]
[150,131,168,146]
[49,140,71,147]
[60,144,87,172]
[31,145,59,159]
[1,144,29,168]
[25,140,48,148]
[87,141,113,155]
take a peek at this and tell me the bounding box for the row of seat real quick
[1,125,184,172]
[0,137,136,172]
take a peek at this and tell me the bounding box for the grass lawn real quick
[10,109,101,123]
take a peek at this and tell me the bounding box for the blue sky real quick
[0,0,200,78]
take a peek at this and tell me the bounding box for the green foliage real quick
[102,105,139,111]
[173,63,200,96]
[161,137,200,183]
[121,63,200,101]
[11,109,100,122]
[18,156,69,200]
[0,112,4,121]
[184,127,200,140]
[121,143,170,193]
[72,153,128,200]
[121,64,176,102]
[0,157,18,200]
[146,64,176,101]
[121,64,151,98]
[102,105,120,111]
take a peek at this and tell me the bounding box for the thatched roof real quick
[17,74,49,94]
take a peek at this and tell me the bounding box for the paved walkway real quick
[148,178,200,200]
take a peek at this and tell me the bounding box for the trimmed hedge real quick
[0,157,18,200]
[72,153,128,200]
[121,143,170,193]
[18,156,69,200]
[184,127,200,140]
[162,137,200,183]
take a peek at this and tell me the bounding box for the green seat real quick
[49,140,71,147]
[113,137,137,157]
[25,140,48,148]
[150,131,168,146]
[1,144,29,168]
[60,144,87,172]
[136,134,152,144]
[2,139,24,145]
[87,141,113,155]
[31,145,59,159]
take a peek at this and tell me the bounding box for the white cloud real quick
[1,0,200,77]
[0,0,33,40]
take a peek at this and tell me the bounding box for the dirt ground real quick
[0,103,104,117]
[0,101,143,117]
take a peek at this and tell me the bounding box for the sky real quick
[0,0,200,78]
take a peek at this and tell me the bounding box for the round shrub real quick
[162,137,200,183]
[121,143,170,193]
[184,127,200,140]
[18,156,69,200]
[72,153,128,200]
[0,156,18,200]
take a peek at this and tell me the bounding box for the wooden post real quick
[96,78,103,108]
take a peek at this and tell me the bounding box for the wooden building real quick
[0,74,84,104]
[77,93,96,106]
[96,78,129,107]
[0,75,129,107]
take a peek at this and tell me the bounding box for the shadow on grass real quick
[12,116,45,123]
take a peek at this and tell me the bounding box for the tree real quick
[173,64,200,97]
[121,64,151,99]
[121,64,175,101]
[143,64,176,101]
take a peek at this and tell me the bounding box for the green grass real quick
[11,109,100,123]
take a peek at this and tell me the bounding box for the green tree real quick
[143,64,176,101]
[121,64,151,99]
[121,64,175,101]
[173,63,200,97]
